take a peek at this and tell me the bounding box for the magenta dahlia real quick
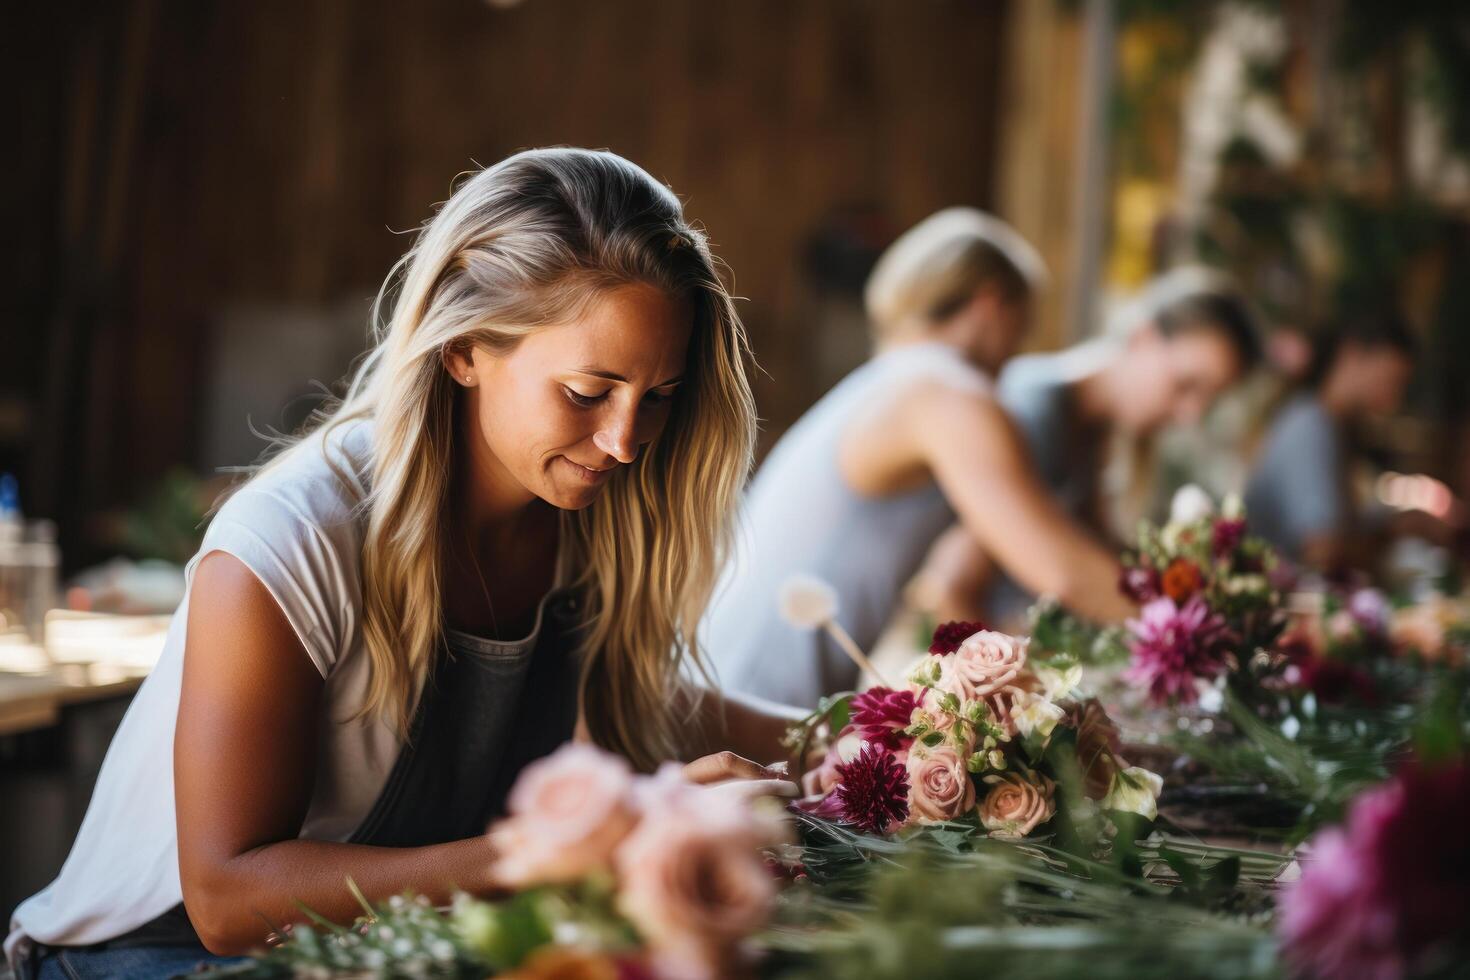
[1279,760,1470,979]
[1124,595,1231,704]
[929,620,987,655]
[849,687,918,751]
[830,741,909,834]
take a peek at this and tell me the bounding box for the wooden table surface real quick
[0,613,169,736]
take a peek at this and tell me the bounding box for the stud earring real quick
[464,375,472,384]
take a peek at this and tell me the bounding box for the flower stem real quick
[823,619,891,689]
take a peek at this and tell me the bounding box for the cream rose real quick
[1102,766,1164,819]
[906,745,977,824]
[1011,691,1066,738]
[978,770,1056,838]
[488,743,639,886]
[938,630,1029,703]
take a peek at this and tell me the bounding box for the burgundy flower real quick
[1124,596,1231,704]
[1296,656,1380,707]
[1211,517,1247,559]
[929,620,987,655]
[1120,564,1161,603]
[1279,760,1470,979]
[849,687,918,751]
[830,742,910,834]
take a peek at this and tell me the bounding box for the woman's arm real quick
[175,552,499,956]
[902,384,1134,624]
[672,682,804,769]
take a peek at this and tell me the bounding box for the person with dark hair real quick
[913,267,1264,627]
[1244,310,1417,569]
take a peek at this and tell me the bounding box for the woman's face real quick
[1117,325,1242,434]
[459,282,693,511]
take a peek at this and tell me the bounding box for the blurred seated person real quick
[1244,311,1416,572]
[910,268,1263,628]
[703,209,1135,708]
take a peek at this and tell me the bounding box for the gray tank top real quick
[701,342,990,707]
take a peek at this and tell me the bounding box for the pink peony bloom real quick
[1278,761,1470,980]
[616,774,785,980]
[977,770,1055,838]
[937,630,1029,702]
[850,687,918,751]
[488,743,640,886]
[905,745,977,825]
[1124,596,1231,704]
[929,620,988,655]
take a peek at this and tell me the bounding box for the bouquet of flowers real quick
[244,744,791,980]
[1118,485,1288,708]
[792,617,1161,847]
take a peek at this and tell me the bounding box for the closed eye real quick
[562,386,606,407]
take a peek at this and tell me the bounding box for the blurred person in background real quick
[1244,311,1416,572]
[703,208,1135,708]
[7,149,800,979]
[913,268,1263,628]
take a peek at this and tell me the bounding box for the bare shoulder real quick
[840,377,1008,495]
[185,550,321,691]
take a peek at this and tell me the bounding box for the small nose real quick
[593,415,638,464]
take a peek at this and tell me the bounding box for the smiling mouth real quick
[564,458,615,484]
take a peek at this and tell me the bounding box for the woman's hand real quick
[682,751,798,800]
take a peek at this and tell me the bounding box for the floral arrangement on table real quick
[1277,755,1470,980]
[1276,582,1470,713]
[1116,485,1289,709]
[240,743,791,980]
[778,578,1161,848]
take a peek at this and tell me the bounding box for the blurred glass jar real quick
[0,475,60,642]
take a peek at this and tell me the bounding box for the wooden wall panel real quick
[5,0,1011,566]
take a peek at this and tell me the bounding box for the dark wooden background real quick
[3,0,1012,571]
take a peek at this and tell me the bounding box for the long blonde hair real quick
[863,207,1046,342]
[259,148,756,770]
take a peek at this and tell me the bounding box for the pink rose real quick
[978,770,1056,838]
[905,745,976,824]
[488,743,639,886]
[617,774,785,980]
[938,630,1029,702]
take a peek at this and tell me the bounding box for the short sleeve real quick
[1246,400,1344,557]
[190,487,358,677]
[997,365,1065,485]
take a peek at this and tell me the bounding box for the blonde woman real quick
[8,149,795,979]
[703,208,1134,709]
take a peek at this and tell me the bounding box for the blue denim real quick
[34,944,246,980]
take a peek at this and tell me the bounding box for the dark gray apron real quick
[25,589,584,978]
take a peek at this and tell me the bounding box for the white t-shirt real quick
[6,420,402,967]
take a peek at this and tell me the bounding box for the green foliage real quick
[770,815,1284,980]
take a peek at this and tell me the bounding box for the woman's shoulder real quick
[866,341,992,398]
[193,419,375,675]
[212,419,374,542]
